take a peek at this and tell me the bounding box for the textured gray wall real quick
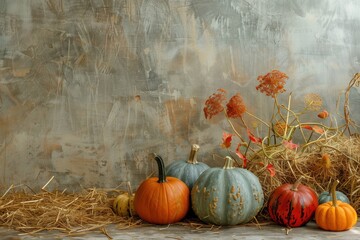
[0,0,359,191]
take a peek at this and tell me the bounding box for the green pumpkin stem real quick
[152,153,167,183]
[331,179,340,207]
[223,156,235,169]
[187,144,200,164]
[291,176,304,191]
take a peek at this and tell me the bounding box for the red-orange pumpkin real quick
[268,177,318,227]
[134,153,190,224]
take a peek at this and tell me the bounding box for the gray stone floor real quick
[0,221,359,240]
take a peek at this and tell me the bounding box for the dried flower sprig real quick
[203,88,226,119]
[203,88,265,170]
[203,72,360,217]
[304,93,323,111]
[203,70,359,180]
[256,70,289,98]
[226,93,246,118]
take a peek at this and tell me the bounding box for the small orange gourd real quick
[315,180,358,231]
[134,153,190,224]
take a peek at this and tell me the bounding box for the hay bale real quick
[247,134,360,218]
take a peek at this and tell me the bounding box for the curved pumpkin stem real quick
[331,179,340,207]
[291,176,304,191]
[152,153,167,183]
[223,156,235,169]
[187,144,200,164]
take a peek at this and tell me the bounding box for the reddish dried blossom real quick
[221,132,233,148]
[256,70,289,98]
[226,93,246,118]
[204,89,227,119]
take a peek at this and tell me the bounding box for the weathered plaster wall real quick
[0,0,359,191]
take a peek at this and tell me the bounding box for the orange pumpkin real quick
[315,180,358,231]
[134,153,190,224]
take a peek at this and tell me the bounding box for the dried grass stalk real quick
[0,187,141,237]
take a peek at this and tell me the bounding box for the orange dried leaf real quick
[247,129,262,144]
[301,125,324,134]
[317,110,329,119]
[312,125,324,134]
[282,140,299,150]
[221,132,233,148]
[235,144,247,168]
[266,164,276,177]
[301,125,313,130]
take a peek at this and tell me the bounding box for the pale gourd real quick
[191,156,264,225]
[166,144,209,190]
[113,182,137,217]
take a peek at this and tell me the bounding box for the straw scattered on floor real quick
[0,185,142,237]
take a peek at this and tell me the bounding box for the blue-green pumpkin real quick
[166,144,209,190]
[191,156,264,225]
[318,182,350,204]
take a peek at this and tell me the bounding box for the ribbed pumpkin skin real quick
[166,161,209,190]
[113,193,137,217]
[318,191,350,205]
[315,200,358,231]
[134,176,190,224]
[191,167,264,225]
[268,183,318,227]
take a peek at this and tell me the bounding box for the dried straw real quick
[248,134,360,219]
[0,182,142,237]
